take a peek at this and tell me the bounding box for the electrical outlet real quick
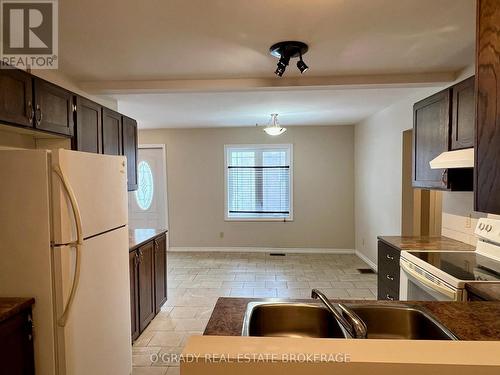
[219,232,224,239]
[465,214,472,229]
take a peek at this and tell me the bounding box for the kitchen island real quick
[182,297,500,375]
[204,297,500,341]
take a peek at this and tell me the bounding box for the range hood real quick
[429,148,474,169]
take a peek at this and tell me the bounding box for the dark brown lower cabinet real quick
[138,241,156,332]
[154,234,168,313]
[129,251,140,341]
[130,232,168,340]
[0,307,34,375]
[377,241,400,301]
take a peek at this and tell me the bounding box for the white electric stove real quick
[399,218,500,301]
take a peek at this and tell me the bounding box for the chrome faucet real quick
[311,289,367,339]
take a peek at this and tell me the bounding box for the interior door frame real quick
[138,144,169,249]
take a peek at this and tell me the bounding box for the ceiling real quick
[116,87,433,129]
[58,0,476,128]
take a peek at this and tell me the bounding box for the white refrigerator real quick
[0,149,132,375]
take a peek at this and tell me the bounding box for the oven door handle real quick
[400,260,457,300]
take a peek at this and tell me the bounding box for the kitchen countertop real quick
[377,235,475,251]
[466,283,500,301]
[204,297,500,341]
[0,297,35,324]
[129,228,167,251]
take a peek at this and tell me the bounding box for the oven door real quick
[399,258,463,301]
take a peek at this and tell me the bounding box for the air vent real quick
[269,253,286,257]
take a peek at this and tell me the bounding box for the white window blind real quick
[225,144,293,220]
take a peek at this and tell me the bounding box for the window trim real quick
[224,144,294,222]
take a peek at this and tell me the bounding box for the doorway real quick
[128,145,169,231]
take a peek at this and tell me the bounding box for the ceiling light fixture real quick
[270,41,309,77]
[297,52,309,74]
[263,114,286,136]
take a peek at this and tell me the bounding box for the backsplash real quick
[441,192,500,245]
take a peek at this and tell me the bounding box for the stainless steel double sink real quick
[242,301,458,340]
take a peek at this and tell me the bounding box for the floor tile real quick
[132,251,377,372]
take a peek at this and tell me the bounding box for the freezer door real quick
[53,227,132,375]
[51,149,128,244]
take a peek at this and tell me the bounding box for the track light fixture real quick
[297,52,309,74]
[270,41,309,77]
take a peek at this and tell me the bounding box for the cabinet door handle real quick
[35,104,42,126]
[386,274,395,281]
[386,254,394,260]
[27,101,34,124]
[386,294,395,301]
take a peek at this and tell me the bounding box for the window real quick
[225,144,293,221]
[135,161,154,210]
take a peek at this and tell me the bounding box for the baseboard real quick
[355,250,378,272]
[169,246,355,254]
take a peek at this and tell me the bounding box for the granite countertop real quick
[0,298,35,324]
[204,297,500,341]
[378,235,475,251]
[129,228,167,251]
[466,283,500,302]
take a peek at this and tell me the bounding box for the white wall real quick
[138,125,355,250]
[354,89,436,264]
[354,66,476,264]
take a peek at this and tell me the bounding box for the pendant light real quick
[264,114,286,136]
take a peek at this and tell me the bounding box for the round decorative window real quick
[135,161,154,210]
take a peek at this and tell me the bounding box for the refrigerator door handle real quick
[53,166,84,327]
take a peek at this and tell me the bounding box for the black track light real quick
[275,55,290,77]
[297,53,309,74]
[269,41,309,77]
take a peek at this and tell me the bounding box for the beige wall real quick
[354,66,481,264]
[138,125,355,250]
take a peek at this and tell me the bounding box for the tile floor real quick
[131,251,377,375]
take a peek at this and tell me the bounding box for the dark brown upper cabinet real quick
[475,0,500,214]
[33,78,75,136]
[413,78,475,191]
[74,96,102,154]
[122,116,138,191]
[0,67,33,128]
[102,108,122,156]
[413,89,451,190]
[451,76,475,150]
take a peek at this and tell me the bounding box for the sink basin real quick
[242,302,458,340]
[242,303,346,338]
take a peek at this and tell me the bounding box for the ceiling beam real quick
[78,72,458,95]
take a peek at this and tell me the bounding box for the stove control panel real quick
[475,218,500,244]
